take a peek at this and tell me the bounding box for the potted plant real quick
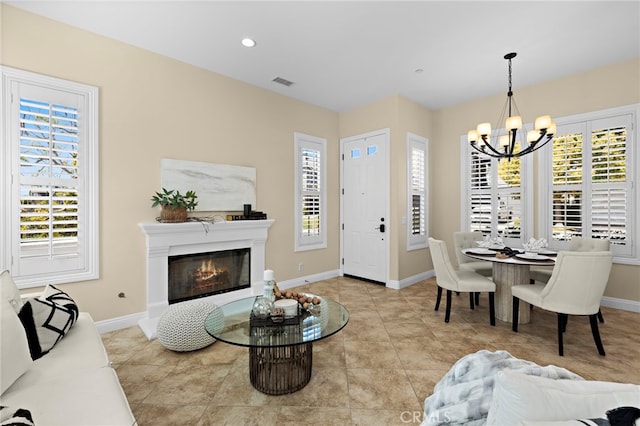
[151,188,198,222]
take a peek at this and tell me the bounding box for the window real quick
[294,132,326,251]
[460,133,533,247]
[407,133,428,250]
[539,104,638,263]
[1,66,99,288]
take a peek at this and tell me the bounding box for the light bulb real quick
[535,115,551,130]
[547,121,557,135]
[477,122,491,136]
[505,116,522,131]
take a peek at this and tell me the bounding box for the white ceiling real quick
[6,1,640,112]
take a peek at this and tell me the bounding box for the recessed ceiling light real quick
[241,38,256,48]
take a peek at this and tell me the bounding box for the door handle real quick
[376,224,386,233]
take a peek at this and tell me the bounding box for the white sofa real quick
[1,271,136,426]
[422,350,639,426]
[487,370,640,425]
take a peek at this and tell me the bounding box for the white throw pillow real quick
[487,370,640,425]
[0,270,23,314]
[1,297,33,393]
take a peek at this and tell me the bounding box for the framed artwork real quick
[160,158,256,211]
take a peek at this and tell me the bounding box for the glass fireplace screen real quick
[168,248,250,304]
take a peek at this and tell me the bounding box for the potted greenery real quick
[151,188,198,222]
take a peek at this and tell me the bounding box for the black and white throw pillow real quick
[0,405,35,426]
[18,285,79,360]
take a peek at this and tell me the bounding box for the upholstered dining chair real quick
[530,237,611,322]
[530,237,611,283]
[453,231,492,277]
[429,237,496,325]
[512,251,613,356]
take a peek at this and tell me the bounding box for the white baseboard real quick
[96,311,146,334]
[95,268,639,334]
[601,296,640,313]
[276,269,341,290]
[387,270,435,289]
[138,316,159,340]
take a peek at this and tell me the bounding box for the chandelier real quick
[467,52,556,161]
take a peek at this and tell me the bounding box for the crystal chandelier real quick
[467,52,556,161]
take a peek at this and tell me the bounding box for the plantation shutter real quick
[463,139,529,247]
[551,126,584,241]
[301,146,321,237]
[544,113,632,257]
[590,118,629,250]
[19,97,80,260]
[294,133,326,251]
[410,145,425,236]
[469,151,492,235]
[496,147,522,239]
[3,67,99,287]
[407,133,428,250]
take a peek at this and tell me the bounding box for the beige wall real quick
[2,5,341,320]
[339,96,400,279]
[337,96,434,283]
[396,97,434,280]
[2,5,638,325]
[432,57,640,302]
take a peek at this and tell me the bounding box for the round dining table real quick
[461,248,556,324]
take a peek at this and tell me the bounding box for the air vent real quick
[272,76,294,87]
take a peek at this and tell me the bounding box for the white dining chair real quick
[429,237,496,325]
[453,231,492,277]
[530,237,610,322]
[511,251,613,356]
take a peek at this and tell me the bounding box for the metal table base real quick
[249,342,313,395]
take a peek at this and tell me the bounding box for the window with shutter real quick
[294,133,326,251]
[407,133,428,250]
[1,66,99,288]
[19,98,79,259]
[469,152,493,236]
[591,125,627,246]
[461,134,532,246]
[550,130,584,240]
[539,105,638,262]
[301,147,321,237]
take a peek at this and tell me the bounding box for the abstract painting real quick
[160,158,256,211]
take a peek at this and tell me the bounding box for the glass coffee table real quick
[204,295,349,395]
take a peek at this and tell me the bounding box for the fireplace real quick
[139,220,274,339]
[168,248,250,304]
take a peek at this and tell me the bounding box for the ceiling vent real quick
[272,76,294,87]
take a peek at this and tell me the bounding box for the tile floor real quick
[102,276,640,425]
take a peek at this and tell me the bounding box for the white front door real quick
[340,129,389,284]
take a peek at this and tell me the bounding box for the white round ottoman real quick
[156,300,222,352]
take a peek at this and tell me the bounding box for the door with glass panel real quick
[340,129,389,284]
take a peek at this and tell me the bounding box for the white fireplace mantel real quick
[138,219,274,339]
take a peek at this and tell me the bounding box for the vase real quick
[160,206,188,222]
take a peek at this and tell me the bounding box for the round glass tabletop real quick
[204,295,349,348]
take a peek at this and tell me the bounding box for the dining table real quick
[461,247,556,324]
